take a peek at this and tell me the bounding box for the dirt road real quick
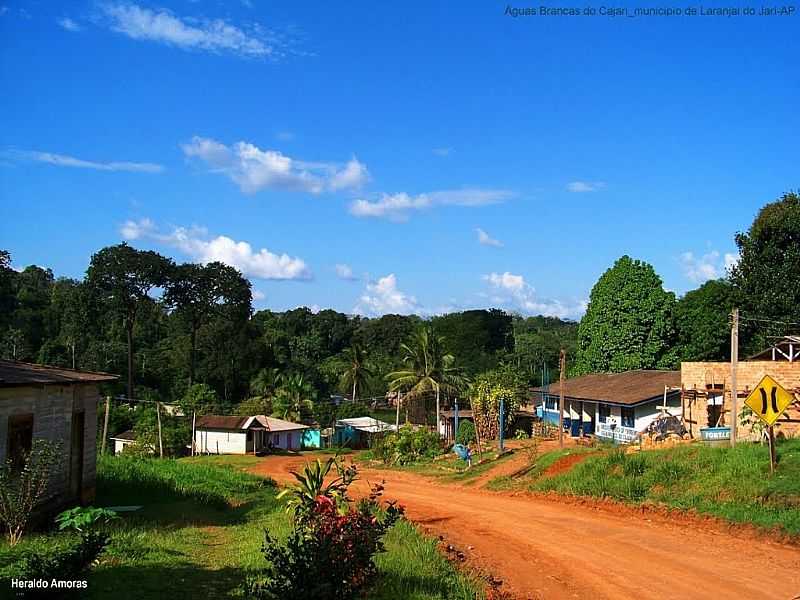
[250,454,800,600]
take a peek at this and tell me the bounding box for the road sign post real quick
[744,375,794,473]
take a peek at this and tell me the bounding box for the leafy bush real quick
[0,439,61,545]
[247,458,403,600]
[371,425,442,465]
[56,506,119,533]
[455,420,476,445]
[0,532,108,583]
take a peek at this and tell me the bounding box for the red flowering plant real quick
[246,457,404,600]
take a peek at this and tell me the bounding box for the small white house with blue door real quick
[531,370,681,443]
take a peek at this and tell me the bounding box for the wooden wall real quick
[0,383,99,508]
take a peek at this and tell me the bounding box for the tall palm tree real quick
[272,373,316,422]
[386,326,469,432]
[250,367,282,398]
[340,343,373,403]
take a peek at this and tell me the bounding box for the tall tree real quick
[272,373,315,422]
[386,326,469,429]
[164,262,252,385]
[339,343,373,402]
[675,279,738,361]
[86,244,173,399]
[731,191,800,351]
[576,255,677,373]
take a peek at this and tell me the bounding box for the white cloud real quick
[566,181,605,193]
[59,17,82,31]
[432,147,452,157]
[100,3,274,59]
[354,274,420,316]
[349,188,513,221]
[120,218,311,280]
[335,263,358,281]
[181,136,367,195]
[252,290,266,301]
[476,228,503,247]
[483,271,584,319]
[680,249,740,284]
[10,150,163,173]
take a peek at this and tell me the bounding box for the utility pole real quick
[101,396,111,455]
[730,308,739,447]
[156,401,164,458]
[559,349,566,449]
[395,392,401,431]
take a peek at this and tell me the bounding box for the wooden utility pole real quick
[767,425,776,474]
[559,349,566,449]
[156,401,164,458]
[101,396,111,455]
[395,392,401,430]
[191,411,196,457]
[730,308,739,447]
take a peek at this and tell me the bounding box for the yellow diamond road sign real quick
[744,375,794,426]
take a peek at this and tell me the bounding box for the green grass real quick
[41,454,483,599]
[484,446,594,491]
[359,448,516,484]
[529,439,800,536]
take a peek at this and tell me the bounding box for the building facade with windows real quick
[194,415,310,454]
[0,360,117,510]
[532,370,681,442]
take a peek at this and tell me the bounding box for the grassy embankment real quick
[81,455,482,599]
[359,447,518,484]
[489,438,800,536]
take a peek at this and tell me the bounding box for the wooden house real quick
[0,360,117,509]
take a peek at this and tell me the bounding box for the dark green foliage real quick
[576,255,678,373]
[731,191,800,352]
[371,425,442,465]
[431,309,513,374]
[55,507,119,533]
[675,279,738,360]
[0,532,108,584]
[508,315,578,385]
[455,420,476,445]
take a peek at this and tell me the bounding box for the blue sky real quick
[1,1,797,318]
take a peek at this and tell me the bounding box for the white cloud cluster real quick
[483,271,585,319]
[349,188,512,221]
[101,3,273,58]
[59,17,82,31]
[120,218,311,280]
[476,228,503,247]
[11,150,163,173]
[680,250,739,284]
[335,263,358,281]
[354,274,420,316]
[566,181,605,193]
[181,136,368,195]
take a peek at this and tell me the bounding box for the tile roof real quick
[0,360,119,387]
[531,370,680,406]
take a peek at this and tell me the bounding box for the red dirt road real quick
[249,454,800,600]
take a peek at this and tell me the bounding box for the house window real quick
[545,396,557,410]
[598,404,610,423]
[621,407,635,428]
[7,414,34,473]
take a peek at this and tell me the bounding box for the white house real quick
[532,370,682,443]
[109,430,137,454]
[194,415,309,454]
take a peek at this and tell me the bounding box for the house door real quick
[70,411,85,501]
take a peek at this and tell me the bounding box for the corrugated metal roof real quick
[336,417,396,433]
[0,359,119,387]
[531,370,680,406]
[196,414,309,431]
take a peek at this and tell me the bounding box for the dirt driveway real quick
[249,453,800,600]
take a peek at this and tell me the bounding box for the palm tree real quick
[272,373,316,423]
[250,367,282,398]
[339,343,373,403]
[386,326,469,432]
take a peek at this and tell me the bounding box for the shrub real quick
[0,439,61,545]
[247,458,403,600]
[0,531,108,583]
[455,420,476,445]
[371,425,442,465]
[55,507,119,533]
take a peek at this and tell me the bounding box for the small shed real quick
[109,430,136,455]
[334,417,396,449]
[0,360,118,509]
[194,415,309,454]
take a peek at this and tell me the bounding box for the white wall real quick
[113,439,134,455]
[268,430,304,450]
[195,428,247,454]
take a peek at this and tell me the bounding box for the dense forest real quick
[1,191,798,425]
